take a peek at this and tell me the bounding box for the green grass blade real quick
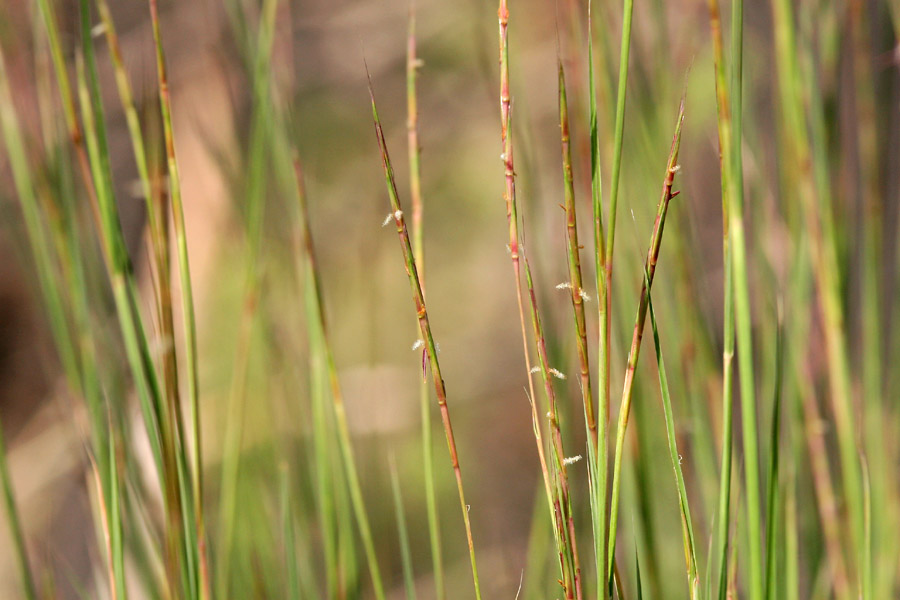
[607,96,684,580]
[646,292,698,593]
[0,44,81,395]
[603,0,635,291]
[726,0,764,594]
[763,308,784,600]
[389,455,417,600]
[279,465,300,600]
[145,4,206,593]
[587,3,609,596]
[369,74,480,600]
[291,156,386,599]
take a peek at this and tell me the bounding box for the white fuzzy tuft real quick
[548,368,566,380]
[563,455,582,466]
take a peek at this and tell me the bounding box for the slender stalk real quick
[279,465,300,600]
[524,253,582,600]
[499,4,578,596]
[75,8,189,591]
[587,4,609,596]
[785,241,851,598]
[798,371,850,597]
[646,292,698,596]
[94,0,180,452]
[559,59,593,600]
[145,4,207,595]
[764,308,784,600]
[727,0,764,595]
[602,0,636,432]
[606,97,684,579]
[604,0,636,286]
[36,0,101,219]
[291,158,386,599]
[497,1,560,589]
[88,445,119,600]
[369,78,481,599]
[0,43,80,398]
[389,455,417,600]
[558,60,596,449]
[706,0,736,595]
[773,0,864,592]
[406,8,444,597]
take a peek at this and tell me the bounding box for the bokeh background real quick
[1,0,898,597]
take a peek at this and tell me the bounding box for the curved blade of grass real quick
[607,96,684,579]
[646,291,698,595]
[369,73,481,600]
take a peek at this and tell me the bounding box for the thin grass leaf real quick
[587,3,609,597]
[0,43,81,396]
[144,2,207,593]
[389,455,417,600]
[725,0,765,594]
[607,95,684,578]
[646,291,698,595]
[497,0,557,559]
[291,154,386,599]
[369,71,481,600]
[634,549,642,600]
[279,464,300,600]
[558,59,596,450]
[764,306,784,600]
[601,0,637,489]
[704,0,737,595]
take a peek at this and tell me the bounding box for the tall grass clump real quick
[0,0,897,598]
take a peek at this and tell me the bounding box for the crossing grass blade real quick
[606,95,684,579]
[646,290,698,595]
[369,72,481,600]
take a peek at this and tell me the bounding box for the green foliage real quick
[0,0,897,598]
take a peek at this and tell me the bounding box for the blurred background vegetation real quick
[0,0,898,598]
